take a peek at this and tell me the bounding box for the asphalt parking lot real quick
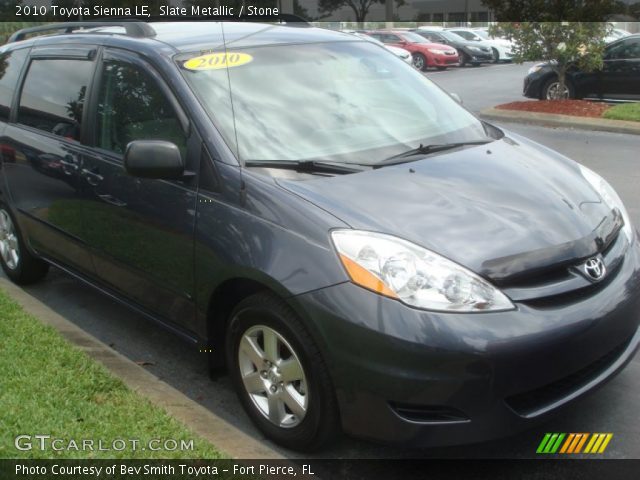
[3,62,639,460]
[425,60,537,112]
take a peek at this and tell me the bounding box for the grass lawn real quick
[0,288,224,459]
[602,103,640,122]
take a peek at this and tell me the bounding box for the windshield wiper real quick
[244,160,363,175]
[373,140,493,168]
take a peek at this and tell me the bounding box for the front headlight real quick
[527,64,544,74]
[427,48,446,54]
[331,230,515,312]
[579,165,634,243]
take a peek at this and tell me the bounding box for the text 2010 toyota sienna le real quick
[1,22,638,451]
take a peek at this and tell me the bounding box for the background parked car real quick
[449,27,515,63]
[367,30,459,71]
[345,31,413,65]
[524,34,640,100]
[605,27,631,44]
[413,28,494,67]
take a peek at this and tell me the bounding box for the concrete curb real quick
[0,277,283,460]
[480,107,640,135]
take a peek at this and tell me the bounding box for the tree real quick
[490,22,610,99]
[0,0,23,21]
[481,0,622,21]
[318,0,404,25]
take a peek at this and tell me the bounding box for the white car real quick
[449,27,514,63]
[605,28,631,44]
[342,31,413,65]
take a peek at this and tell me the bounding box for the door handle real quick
[60,155,79,175]
[81,168,104,186]
[98,194,127,207]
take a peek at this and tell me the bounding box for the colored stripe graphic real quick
[574,433,589,453]
[536,433,552,453]
[536,433,565,453]
[537,433,613,454]
[559,433,575,453]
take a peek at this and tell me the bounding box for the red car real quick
[368,30,459,71]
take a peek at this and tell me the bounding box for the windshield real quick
[400,32,428,43]
[178,41,489,166]
[474,30,490,40]
[452,30,479,41]
[440,31,465,42]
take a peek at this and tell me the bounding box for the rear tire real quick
[226,292,339,451]
[0,205,48,285]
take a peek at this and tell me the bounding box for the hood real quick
[276,135,618,282]
[489,37,513,48]
[446,36,488,49]
[421,43,457,54]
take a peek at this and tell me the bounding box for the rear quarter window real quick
[0,48,29,122]
[17,58,94,141]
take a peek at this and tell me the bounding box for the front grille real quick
[389,403,470,423]
[505,338,631,417]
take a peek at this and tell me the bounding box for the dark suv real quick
[1,22,639,452]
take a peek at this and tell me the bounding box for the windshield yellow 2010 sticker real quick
[183,52,253,71]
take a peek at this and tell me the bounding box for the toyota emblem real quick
[583,256,606,281]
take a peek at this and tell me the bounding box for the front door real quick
[81,49,200,333]
[601,37,640,100]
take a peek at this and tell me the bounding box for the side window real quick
[96,58,186,156]
[606,38,640,60]
[17,58,93,141]
[455,31,473,41]
[0,48,29,122]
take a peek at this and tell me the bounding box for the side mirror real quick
[450,93,463,105]
[124,140,184,179]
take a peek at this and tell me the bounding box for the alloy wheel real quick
[238,325,308,428]
[545,82,570,100]
[0,210,20,270]
[413,55,424,70]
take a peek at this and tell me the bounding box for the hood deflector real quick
[483,209,623,285]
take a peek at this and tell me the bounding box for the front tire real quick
[541,77,574,100]
[226,292,339,451]
[458,50,469,67]
[412,53,427,71]
[0,206,48,284]
[491,47,500,63]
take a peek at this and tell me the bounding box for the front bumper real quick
[432,53,459,66]
[523,72,547,99]
[466,51,493,63]
[291,240,640,446]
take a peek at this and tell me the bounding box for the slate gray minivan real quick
[1,22,639,451]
